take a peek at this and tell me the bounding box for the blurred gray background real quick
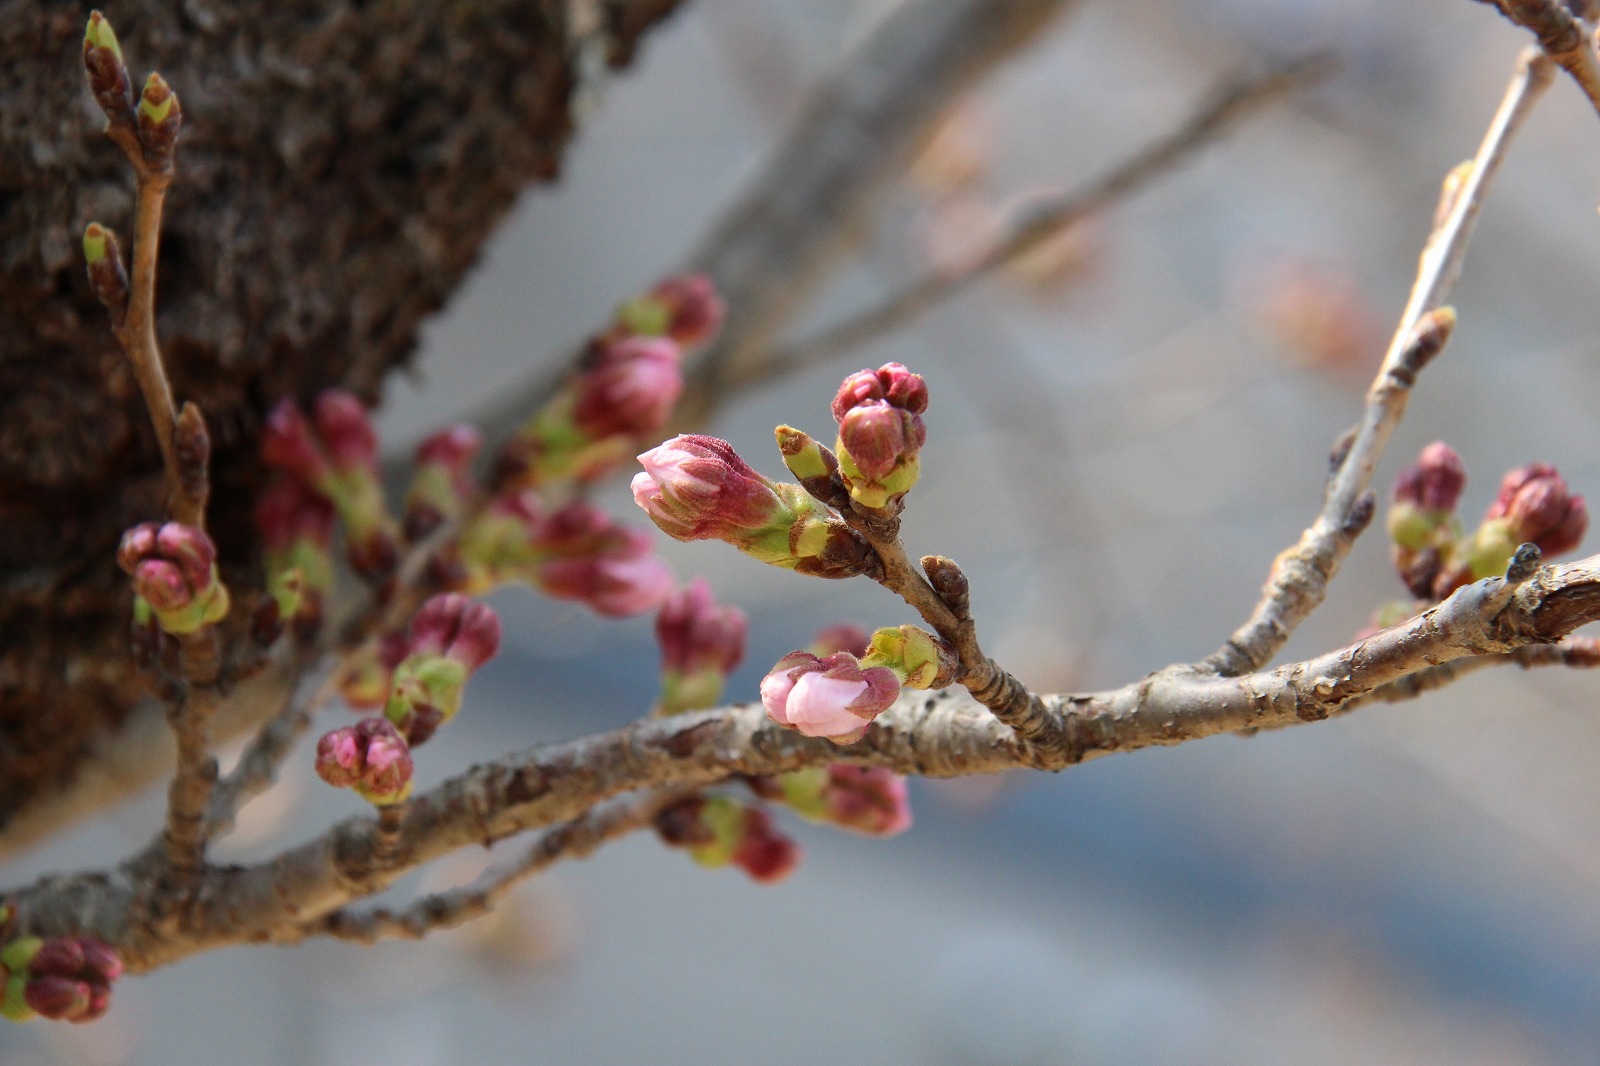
[8,0,1600,1061]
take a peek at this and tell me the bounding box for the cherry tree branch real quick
[8,549,1600,971]
[1471,0,1600,117]
[1202,48,1556,678]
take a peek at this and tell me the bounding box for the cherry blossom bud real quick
[618,274,726,348]
[530,503,675,617]
[408,593,502,670]
[655,579,748,715]
[634,435,875,579]
[861,625,959,689]
[807,623,871,658]
[774,765,913,836]
[2,936,121,1024]
[82,12,134,129]
[1387,442,1468,600]
[1394,441,1466,515]
[656,796,800,883]
[315,717,414,805]
[256,477,336,632]
[117,522,229,635]
[384,595,501,740]
[405,425,481,540]
[829,364,929,509]
[760,651,901,744]
[1457,463,1588,584]
[572,336,684,441]
[261,399,332,486]
[453,491,544,590]
[832,362,928,421]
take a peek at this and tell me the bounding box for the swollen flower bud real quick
[760,651,901,745]
[528,503,676,617]
[572,336,684,441]
[655,796,800,883]
[255,477,336,634]
[763,765,913,837]
[830,364,929,510]
[655,579,747,714]
[384,595,501,742]
[633,435,875,579]
[1485,464,1588,557]
[1387,442,1467,600]
[404,425,481,540]
[617,274,726,348]
[82,222,129,322]
[117,522,229,635]
[0,936,121,1024]
[315,717,414,805]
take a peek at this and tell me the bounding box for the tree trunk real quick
[0,0,686,832]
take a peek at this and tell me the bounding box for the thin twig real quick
[1473,0,1600,118]
[296,788,690,945]
[203,664,335,841]
[1202,48,1556,678]
[765,55,1331,374]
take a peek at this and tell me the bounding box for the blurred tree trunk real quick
[0,0,686,833]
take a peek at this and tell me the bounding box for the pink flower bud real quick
[255,477,336,552]
[837,402,924,482]
[406,425,482,540]
[24,976,92,1021]
[315,717,414,805]
[651,274,725,348]
[831,362,929,421]
[821,765,912,836]
[807,623,870,658]
[572,335,684,440]
[731,806,800,884]
[632,435,789,541]
[78,941,123,985]
[312,390,379,471]
[1486,464,1588,556]
[656,578,747,675]
[28,939,85,977]
[536,528,676,618]
[118,522,228,635]
[409,593,502,671]
[415,424,482,468]
[1393,441,1466,513]
[261,398,331,485]
[760,651,901,745]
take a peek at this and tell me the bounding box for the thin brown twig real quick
[295,788,691,945]
[764,54,1331,374]
[1202,48,1556,678]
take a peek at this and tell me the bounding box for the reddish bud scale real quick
[135,72,182,165]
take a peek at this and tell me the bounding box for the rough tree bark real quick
[0,0,687,831]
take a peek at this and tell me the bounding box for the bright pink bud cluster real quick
[831,363,928,509]
[404,425,481,540]
[633,435,874,579]
[262,392,400,581]
[654,579,748,715]
[117,522,230,635]
[383,593,502,744]
[751,765,912,837]
[655,795,800,883]
[760,651,901,745]
[0,936,122,1024]
[315,717,414,805]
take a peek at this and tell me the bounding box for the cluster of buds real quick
[0,936,122,1024]
[317,595,500,805]
[453,495,675,617]
[759,625,957,745]
[403,425,481,541]
[654,579,747,715]
[315,717,414,806]
[262,392,400,582]
[654,795,799,883]
[497,275,724,489]
[254,477,336,639]
[1386,443,1588,600]
[82,13,183,169]
[633,435,875,579]
[749,765,912,837]
[831,363,928,511]
[117,522,229,636]
[383,593,502,744]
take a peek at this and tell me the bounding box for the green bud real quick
[84,11,124,63]
[1,937,41,973]
[616,294,672,338]
[83,223,108,264]
[689,795,744,868]
[861,625,957,689]
[138,74,175,125]
[0,972,33,1023]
